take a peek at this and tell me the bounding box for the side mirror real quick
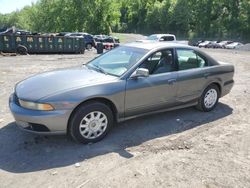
[131,68,149,79]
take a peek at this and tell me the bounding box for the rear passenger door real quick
[176,48,210,103]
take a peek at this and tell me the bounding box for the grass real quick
[111,33,126,43]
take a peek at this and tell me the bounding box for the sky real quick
[0,0,38,14]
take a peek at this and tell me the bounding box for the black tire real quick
[69,102,114,144]
[86,43,92,50]
[196,84,220,112]
[17,45,28,55]
[96,42,104,54]
[79,48,85,54]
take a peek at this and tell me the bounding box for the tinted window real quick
[176,49,207,70]
[160,36,175,41]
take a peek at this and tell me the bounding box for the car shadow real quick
[0,103,233,173]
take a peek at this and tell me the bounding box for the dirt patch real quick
[0,48,250,188]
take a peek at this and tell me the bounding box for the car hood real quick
[15,66,117,101]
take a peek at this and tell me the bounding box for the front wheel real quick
[69,102,114,144]
[196,84,220,112]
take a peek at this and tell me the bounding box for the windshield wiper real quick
[92,64,108,75]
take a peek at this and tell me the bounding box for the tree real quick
[0,0,249,42]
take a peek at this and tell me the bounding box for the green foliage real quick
[0,0,249,41]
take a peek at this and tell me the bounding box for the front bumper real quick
[9,93,71,135]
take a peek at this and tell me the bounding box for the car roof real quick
[150,34,175,37]
[123,42,190,50]
[123,42,219,64]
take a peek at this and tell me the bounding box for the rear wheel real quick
[69,102,114,144]
[86,43,92,50]
[196,84,220,112]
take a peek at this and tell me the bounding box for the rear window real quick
[176,49,207,70]
[160,36,175,41]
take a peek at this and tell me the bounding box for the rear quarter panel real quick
[202,63,234,97]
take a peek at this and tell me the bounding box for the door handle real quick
[168,79,176,85]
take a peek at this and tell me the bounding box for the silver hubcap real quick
[204,89,218,108]
[79,111,108,139]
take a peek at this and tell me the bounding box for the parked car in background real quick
[94,35,108,42]
[146,34,176,42]
[65,32,95,49]
[225,42,243,49]
[198,41,211,48]
[138,34,188,45]
[204,41,218,48]
[83,34,95,49]
[192,40,204,47]
[137,34,176,43]
[94,35,119,43]
[9,42,234,143]
[217,41,233,48]
[93,35,120,50]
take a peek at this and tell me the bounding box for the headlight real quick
[18,99,54,111]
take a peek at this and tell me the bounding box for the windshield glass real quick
[147,35,158,40]
[87,46,148,77]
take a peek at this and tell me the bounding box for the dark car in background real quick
[93,35,120,50]
[65,32,95,49]
[94,35,119,43]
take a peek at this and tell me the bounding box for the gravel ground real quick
[0,47,250,188]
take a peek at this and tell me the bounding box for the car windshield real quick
[147,35,158,40]
[86,46,148,77]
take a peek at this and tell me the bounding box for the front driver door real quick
[124,49,178,117]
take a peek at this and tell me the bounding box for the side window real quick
[162,36,175,41]
[150,51,161,61]
[139,49,174,75]
[176,49,207,70]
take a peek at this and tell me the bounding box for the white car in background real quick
[198,41,211,48]
[225,42,243,49]
[217,41,233,48]
[137,34,188,45]
[138,34,176,43]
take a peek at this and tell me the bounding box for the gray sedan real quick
[9,42,234,143]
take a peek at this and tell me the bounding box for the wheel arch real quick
[67,97,118,134]
[202,81,222,98]
[209,82,222,97]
